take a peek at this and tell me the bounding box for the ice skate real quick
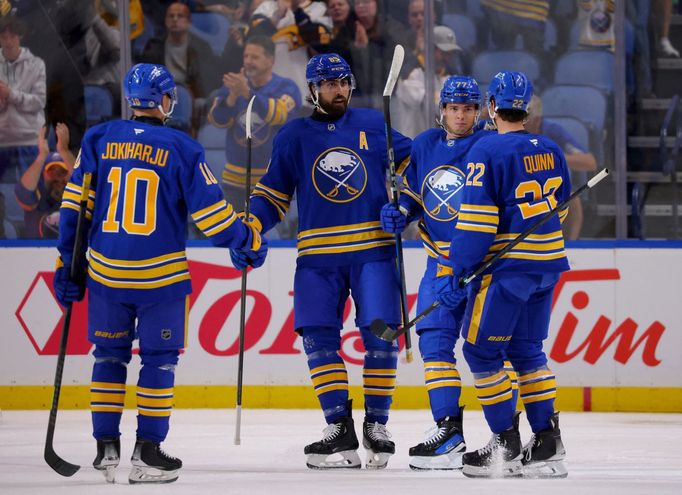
[522,413,568,478]
[304,406,361,469]
[93,437,120,483]
[362,420,394,469]
[462,412,523,478]
[129,439,182,484]
[409,411,465,470]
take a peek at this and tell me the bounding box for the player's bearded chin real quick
[320,94,349,118]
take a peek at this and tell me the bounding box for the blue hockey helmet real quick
[486,71,533,112]
[124,63,177,117]
[440,75,481,107]
[305,53,356,88]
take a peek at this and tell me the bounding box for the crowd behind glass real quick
[0,0,676,240]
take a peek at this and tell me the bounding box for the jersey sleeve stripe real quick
[191,200,226,222]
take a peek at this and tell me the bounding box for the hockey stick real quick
[235,95,256,445]
[370,168,610,342]
[382,44,413,362]
[45,172,92,477]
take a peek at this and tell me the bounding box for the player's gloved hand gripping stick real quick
[45,172,92,477]
[383,44,414,362]
[370,168,610,342]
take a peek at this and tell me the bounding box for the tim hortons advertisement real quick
[0,247,679,393]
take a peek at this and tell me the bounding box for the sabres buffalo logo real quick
[421,165,465,222]
[312,147,367,203]
[235,109,271,147]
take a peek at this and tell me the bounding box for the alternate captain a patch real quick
[312,147,367,203]
[421,165,465,222]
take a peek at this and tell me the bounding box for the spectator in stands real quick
[526,95,597,240]
[15,123,75,239]
[657,0,680,57]
[212,1,250,74]
[577,0,614,51]
[83,0,122,116]
[309,0,355,64]
[139,2,218,98]
[395,25,464,138]
[208,35,301,237]
[482,0,547,50]
[349,0,409,109]
[252,0,331,111]
[0,15,46,183]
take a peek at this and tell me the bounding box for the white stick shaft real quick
[245,96,256,139]
[383,45,405,96]
[234,405,242,445]
[587,168,609,188]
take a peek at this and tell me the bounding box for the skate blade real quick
[409,451,464,471]
[462,460,523,479]
[128,466,179,484]
[523,460,568,478]
[365,449,392,470]
[306,450,361,469]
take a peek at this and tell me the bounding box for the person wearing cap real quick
[395,24,466,138]
[14,123,75,238]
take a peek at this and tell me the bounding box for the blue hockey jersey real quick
[450,130,571,275]
[58,118,250,303]
[207,74,301,188]
[398,127,494,258]
[250,107,412,267]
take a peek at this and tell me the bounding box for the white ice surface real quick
[1,409,681,494]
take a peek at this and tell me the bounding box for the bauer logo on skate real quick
[312,147,367,203]
[421,166,465,222]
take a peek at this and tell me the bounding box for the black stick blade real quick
[45,445,80,477]
[369,319,402,342]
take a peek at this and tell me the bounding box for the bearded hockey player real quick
[231,53,411,469]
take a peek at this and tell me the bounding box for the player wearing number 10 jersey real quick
[54,64,264,484]
[436,71,570,479]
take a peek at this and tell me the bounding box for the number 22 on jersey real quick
[515,177,563,219]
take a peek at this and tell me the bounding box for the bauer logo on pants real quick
[421,165,465,222]
[312,147,367,203]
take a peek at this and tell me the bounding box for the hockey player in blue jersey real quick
[435,71,570,479]
[53,64,266,484]
[231,53,411,469]
[381,75,517,470]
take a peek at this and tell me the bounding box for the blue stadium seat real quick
[197,125,225,149]
[568,21,582,49]
[471,50,541,87]
[554,50,614,93]
[168,84,193,132]
[541,85,607,131]
[543,116,590,151]
[441,14,477,52]
[132,15,157,58]
[466,0,484,18]
[3,219,17,239]
[84,85,114,126]
[189,13,231,57]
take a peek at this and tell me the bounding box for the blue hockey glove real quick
[435,256,467,309]
[53,257,86,307]
[230,217,268,270]
[380,202,407,234]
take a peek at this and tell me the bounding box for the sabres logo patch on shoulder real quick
[312,147,367,203]
[422,165,465,222]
